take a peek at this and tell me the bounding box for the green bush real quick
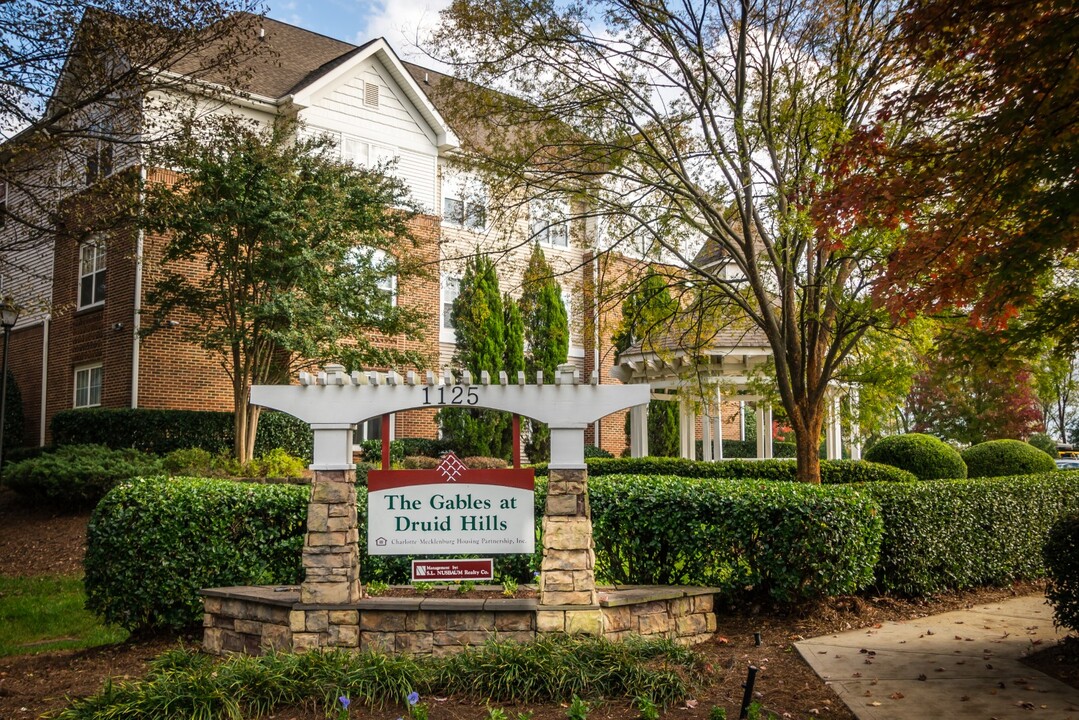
[697,439,800,459]
[50,408,312,459]
[4,444,163,508]
[863,473,1079,595]
[533,457,916,484]
[85,476,308,632]
[863,433,967,480]
[402,455,440,469]
[247,448,306,478]
[961,439,1057,478]
[162,447,215,475]
[163,447,307,478]
[589,475,882,601]
[1028,432,1059,459]
[584,444,614,459]
[1044,512,1079,632]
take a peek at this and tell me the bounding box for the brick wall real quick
[2,323,44,447]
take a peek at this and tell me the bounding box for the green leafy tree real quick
[519,244,568,461]
[613,270,680,457]
[439,255,521,458]
[429,0,904,482]
[142,116,425,461]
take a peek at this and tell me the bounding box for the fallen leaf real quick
[868,701,882,707]
[890,692,905,700]
[684,700,698,709]
[961,696,971,701]
[918,674,927,681]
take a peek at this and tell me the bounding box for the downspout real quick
[39,317,49,446]
[131,165,146,408]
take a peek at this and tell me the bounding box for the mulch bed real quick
[0,487,1070,719]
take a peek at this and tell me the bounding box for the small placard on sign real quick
[411,559,493,582]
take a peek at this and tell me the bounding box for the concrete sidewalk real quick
[795,595,1079,719]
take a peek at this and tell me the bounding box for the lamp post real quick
[0,295,20,482]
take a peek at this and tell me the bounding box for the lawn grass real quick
[0,575,128,657]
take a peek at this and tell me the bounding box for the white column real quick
[550,426,587,469]
[679,398,696,460]
[849,388,862,460]
[702,412,713,461]
[764,404,774,459]
[755,403,766,459]
[714,386,724,460]
[826,394,844,459]
[630,403,649,458]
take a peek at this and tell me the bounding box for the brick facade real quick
[2,323,44,447]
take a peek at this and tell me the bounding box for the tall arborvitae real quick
[439,256,522,458]
[614,270,680,457]
[519,244,569,461]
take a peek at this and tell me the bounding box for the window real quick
[442,173,487,230]
[85,119,114,184]
[78,239,106,309]
[530,198,569,247]
[441,274,461,330]
[353,414,394,446]
[341,135,368,166]
[74,363,103,408]
[346,246,396,305]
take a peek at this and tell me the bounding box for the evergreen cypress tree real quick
[520,244,569,461]
[439,256,519,458]
[613,270,680,457]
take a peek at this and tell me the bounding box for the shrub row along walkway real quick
[796,595,1078,719]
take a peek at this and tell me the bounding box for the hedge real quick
[589,475,882,602]
[51,408,312,459]
[961,439,1057,478]
[533,457,916,484]
[863,473,1079,595]
[85,476,308,632]
[1044,512,1079,633]
[863,433,966,480]
[5,444,164,508]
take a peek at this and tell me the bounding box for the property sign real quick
[367,453,535,555]
[411,558,494,582]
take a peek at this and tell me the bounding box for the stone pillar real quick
[293,468,361,650]
[539,437,603,635]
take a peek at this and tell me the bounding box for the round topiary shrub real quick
[863,433,967,480]
[961,439,1057,478]
[1044,512,1079,633]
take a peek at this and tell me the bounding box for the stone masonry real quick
[537,468,604,635]
[294,468,361,649]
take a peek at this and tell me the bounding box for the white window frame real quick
[85,118,114,185]
[440,273,461,343]
[340,134,369,166]
[531,197,570,247]
[352,413,394,449]
[73,363,103,408]
[78,238,106,309]
[441,172,487,231]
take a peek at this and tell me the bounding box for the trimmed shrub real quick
[85,476,308,632]
[1028,432,1059,459]
[961,439,1057,478]
[863,473,1079,595]
[863,433,966,480]
[589,475,882,601]
[50,408,312,459]
[163,447,307,478]
[402,455,439,469]
[462,456,509,469]
[5,444,163,508]
[533,457,916,484]
[584,444,614,459]
[1044,512,1079,632]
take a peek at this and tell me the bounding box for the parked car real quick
[1055,459,1079,470]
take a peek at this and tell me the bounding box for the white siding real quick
[301,57,438,212]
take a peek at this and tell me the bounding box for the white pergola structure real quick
[610,329,862,461]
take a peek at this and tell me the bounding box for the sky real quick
[265,0,450,64]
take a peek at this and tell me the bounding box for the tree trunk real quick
[794,408,825,484]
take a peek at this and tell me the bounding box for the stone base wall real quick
[202,586,718,656]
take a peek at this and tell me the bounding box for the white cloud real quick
[357,0,450,68]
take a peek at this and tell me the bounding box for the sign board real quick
[367,453,535,555]
[412,558,494,582]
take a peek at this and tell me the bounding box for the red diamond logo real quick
[437,452,466,482]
